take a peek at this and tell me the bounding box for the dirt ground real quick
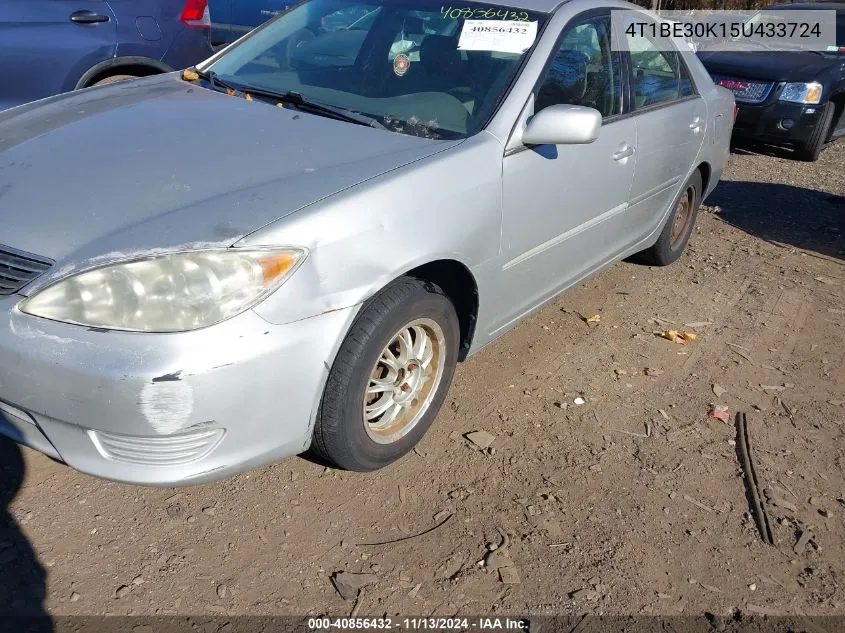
[2,141,844,620]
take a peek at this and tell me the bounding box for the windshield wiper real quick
[236,86,385,129]
[192,71,387,130]
[194,68,239,93]
[266,90,388,130]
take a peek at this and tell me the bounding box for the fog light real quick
[89,426,224,465]
[779,118,795,130]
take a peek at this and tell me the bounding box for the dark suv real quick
[0,0,214,111]
[697,2,845,160]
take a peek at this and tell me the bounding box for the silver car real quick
[0,0,734,485]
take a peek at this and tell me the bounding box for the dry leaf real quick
[661,330,697,344]
[661,330,681,343]
[245,93,253,101]
[181,69,199,82]
[226,88,235,96]
[276,102,284,108]
[585,314,601,325]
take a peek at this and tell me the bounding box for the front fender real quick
[238,132,504,325]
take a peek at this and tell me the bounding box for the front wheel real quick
[636,169,703,267]
[311,277,459,471]
[91,74,139,86]
[796,101,834,162]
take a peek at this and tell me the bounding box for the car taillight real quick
[180,0,210,28]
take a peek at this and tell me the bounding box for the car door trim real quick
[502,200,629,270]
[626,94,702,117]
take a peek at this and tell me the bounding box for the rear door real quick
[211,0,293,46]
[0,0,116,111]
[207,0,231,46]
[622,23,706,237]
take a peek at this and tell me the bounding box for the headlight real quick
[20,248,306,332]
[779,82,822,104]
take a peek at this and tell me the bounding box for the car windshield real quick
[205,0,547,138]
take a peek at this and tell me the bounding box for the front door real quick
[492,11,635,334]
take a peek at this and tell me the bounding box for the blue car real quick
[207,0,296,46]
[0,0,214,111]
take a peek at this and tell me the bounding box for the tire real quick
[637,169,703,267]
[796,101,834,162]
[312,277,460,471]
[91,74,138,87]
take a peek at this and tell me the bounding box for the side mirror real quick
[521,104,602,146]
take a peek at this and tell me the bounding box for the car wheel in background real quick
[91,74,139,87]
[311,277,460,471]
[637,169,703,267]
[796,101,835,162]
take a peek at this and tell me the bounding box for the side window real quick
[535,15,622,118]
[626,30,694,108]
[679,58,695,97]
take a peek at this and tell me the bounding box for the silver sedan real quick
[0,0,734,485]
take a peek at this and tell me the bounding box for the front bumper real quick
[733,99,824,145]
[0,295,357,485]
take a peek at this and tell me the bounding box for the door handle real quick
[70,10,110,24]
[689,117,702,133]
[612,144,635,161]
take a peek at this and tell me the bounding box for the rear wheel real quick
[796,100,834,162]
[636,170,702,267]
[311,277,459,471]
[91,74,138,87]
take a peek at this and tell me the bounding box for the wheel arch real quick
[75,57,174,89]
[696,161,712,197]
[399,259,479,362]
[827,91,845,140]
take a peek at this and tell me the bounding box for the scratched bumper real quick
[0,294,357,486]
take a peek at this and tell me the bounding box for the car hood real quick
[697,47,837,82]
[0,75,460,271]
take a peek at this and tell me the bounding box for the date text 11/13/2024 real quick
[307,617,530,630]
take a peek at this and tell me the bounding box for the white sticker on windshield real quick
[458,20,537,54]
